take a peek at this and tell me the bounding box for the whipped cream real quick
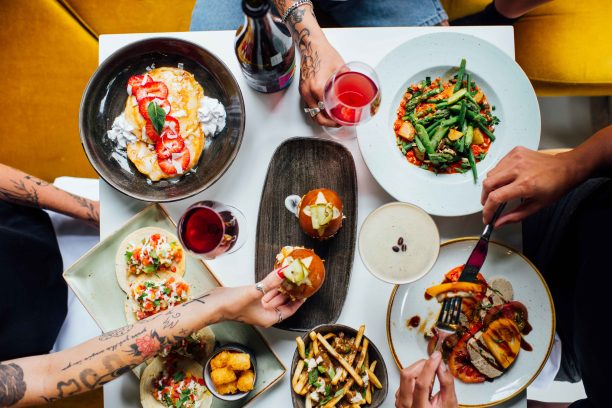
[198,96,226,137]
[107,113,136,149]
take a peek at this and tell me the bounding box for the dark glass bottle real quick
[235,0,296,93]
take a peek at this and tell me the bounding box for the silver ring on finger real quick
[274,307,283,324]
[303,106,321,118]
[255,282,267,296]
[317,101,325,111]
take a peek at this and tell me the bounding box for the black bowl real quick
[290,324,389,407]
[80,37,245,202]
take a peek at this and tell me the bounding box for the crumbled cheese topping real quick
[350,393,365,404]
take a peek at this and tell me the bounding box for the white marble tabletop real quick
[98,27,527,407]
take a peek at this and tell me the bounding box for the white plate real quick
[357,33,541,216]
[386,238,555,407]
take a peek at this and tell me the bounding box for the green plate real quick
[63,204,286,407]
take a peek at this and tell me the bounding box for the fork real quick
[433,202,507,349]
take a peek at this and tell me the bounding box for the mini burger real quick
[297,188,343,240]
[274,246,325,300]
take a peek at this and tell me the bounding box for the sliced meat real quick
[489,278,514,303]
[467,332,504,379]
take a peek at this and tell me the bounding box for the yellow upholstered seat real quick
[441,0,612,96]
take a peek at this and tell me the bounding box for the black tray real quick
[255,137,357,331]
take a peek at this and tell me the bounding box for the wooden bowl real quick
[290,324,388,407]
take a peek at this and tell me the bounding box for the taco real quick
[158,326,216,362]
[116,227,186,292]
[125,275,190,323]
[140,356,212,408]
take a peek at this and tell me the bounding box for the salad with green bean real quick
[393,59,500,183]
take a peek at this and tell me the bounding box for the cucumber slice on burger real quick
[310,204,333,230]
[285,259,310,285]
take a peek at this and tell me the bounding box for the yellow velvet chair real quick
[0,0,195,182]
[441,0,612,96]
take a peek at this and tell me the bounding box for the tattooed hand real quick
[297,32,345,127]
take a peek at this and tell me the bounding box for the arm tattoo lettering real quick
[0,363,27,407]
[98,324,134,341]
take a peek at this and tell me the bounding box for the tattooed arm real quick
[273,1,344,126]
[0,164,99,228]
[0,270,303,407]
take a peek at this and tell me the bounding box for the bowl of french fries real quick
[204,343,257,401]
[291,324,388,408]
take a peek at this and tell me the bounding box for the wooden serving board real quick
[255,137,358,331]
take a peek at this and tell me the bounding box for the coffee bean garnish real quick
[401,244,407,252]
[398,237,404,245]
[392,246,400,252]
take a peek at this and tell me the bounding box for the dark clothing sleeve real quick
[523,178,612,408]
[0,201,66,361]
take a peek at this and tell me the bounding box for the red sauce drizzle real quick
[407,315,421,328]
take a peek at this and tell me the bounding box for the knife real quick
[458,202,507,282]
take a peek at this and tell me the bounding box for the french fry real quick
[341,325,366,381]
[317,334,364,387]
[366,383,372,404]
[369,360,377,372]
[355,339,369,375]
[294,372,308,394]
[323,333,336,340]
[331,366,343,385]
[296,337,306,360]
[305,395,313,408]
[322,388,346,408]
[309,331,320,356]
[292,360,304,387]
[365,351,370,371]
[367,368,383,389]
[355,325,365,348]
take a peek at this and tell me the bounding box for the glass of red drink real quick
[177,201,246,260]
[322,61,381,140]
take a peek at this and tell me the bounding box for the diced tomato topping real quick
[151,234,160,243]
[133,248,141,260]
[158,146,191,175]
[138,97,171,118]
[135,81,169,101]
[155,132,185,159]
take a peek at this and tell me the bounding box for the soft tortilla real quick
[140,357,212,408]
[116,227,186,293]
[124,274,191,324]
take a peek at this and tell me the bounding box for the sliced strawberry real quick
[158,146,191,175]
[138,97,171,119]
[127,74,152,95]
[135,81,169,101]
[144,120,160,143]
[155,131,185,160]
[164,116,180,134]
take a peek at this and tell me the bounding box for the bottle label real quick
[278,61,295,89]
[270,52,283,67]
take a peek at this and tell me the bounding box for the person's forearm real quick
[273,0,329,83]
[0,289,226,407]
[559,125,612,184]
[0,164,99,227]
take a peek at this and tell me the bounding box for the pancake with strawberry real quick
[116,227,185,293]
[140,356,212,408]
[122,67,206,181]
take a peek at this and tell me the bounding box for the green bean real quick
[466,73,471,94]
[465,110,488,124]
[457,101,467,129]
[464,125,474,148]
[414,134,426,153]
[430,125,449,150]
[454,58,467,92]
[476,121,496,141]
[446,88,467,106]
[426,119,443,133]
[429,152,456,165]
[467,148,478,183]
[441,116,459,127]
[415,123,434,154]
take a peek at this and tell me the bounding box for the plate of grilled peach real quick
[386,238,554,407]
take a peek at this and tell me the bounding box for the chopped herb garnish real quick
[308,369,319,385]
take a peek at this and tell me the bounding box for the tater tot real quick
[215,381,238,395]
[211,367,237,386]
[210,351,231,369]
[237,370,255,392]
[228,352,251,371]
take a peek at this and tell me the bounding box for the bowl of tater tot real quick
[204,343,257,401]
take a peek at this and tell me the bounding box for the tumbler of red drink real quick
[177,201,246,259]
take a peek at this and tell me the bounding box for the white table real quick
[99,27,526,407]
